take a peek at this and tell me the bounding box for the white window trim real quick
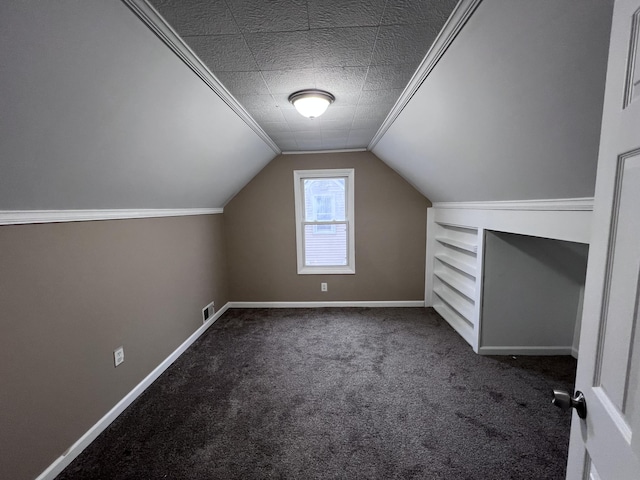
[294,168,355,275]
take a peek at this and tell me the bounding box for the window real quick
[294,169,355,274]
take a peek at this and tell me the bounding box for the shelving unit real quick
[425,200,593,355]
[429,222,482,350]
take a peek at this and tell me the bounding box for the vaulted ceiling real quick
[148,0,459,152]
[0,0,613,211]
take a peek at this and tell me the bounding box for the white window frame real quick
[294,168,355,275]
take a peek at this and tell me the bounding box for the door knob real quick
[552,390,587,419]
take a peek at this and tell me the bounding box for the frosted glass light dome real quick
[288,90,335,119]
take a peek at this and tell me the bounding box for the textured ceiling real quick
[149,0,459,152]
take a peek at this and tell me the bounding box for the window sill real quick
[297,266,356,275]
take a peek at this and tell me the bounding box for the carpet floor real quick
[57,308,576,479]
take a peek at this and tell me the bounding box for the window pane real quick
[314,195,334,221]
[303,178,346,222]
[304,223,347,266]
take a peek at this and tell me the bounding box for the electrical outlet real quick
[114,346,124,367]
[321,282,328,292]
[202,301,215,323]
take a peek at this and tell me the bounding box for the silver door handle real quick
[552,390,587,419]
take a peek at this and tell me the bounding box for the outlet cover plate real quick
[114,346,124,367]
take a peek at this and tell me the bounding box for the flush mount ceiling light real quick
[288,89,335,119]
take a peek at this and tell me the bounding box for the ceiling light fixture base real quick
[288,89,335,119]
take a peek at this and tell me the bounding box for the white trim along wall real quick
[230,301,425,308]
[0,208,223,225]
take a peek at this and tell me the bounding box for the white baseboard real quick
[571,346,579,359]
[229,300,425,308]
[478,346,574,356]
[36,302,231,480]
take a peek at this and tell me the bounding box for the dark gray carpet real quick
[57,308,576,479]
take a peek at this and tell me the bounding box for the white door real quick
[565,0,640,478]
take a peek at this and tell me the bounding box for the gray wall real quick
[0,215,228,480]
[374,0,613,202]
[481,231,589,350]
[0,0,275,210]
[225,151,430,302]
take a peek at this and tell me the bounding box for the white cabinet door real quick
[566,0,640,478]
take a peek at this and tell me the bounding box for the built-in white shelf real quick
[434,253,477,277]
[433,287,474,322]
[426,200,593,355]
[436,236,478,253]
[427,220,482,352]
[434,269,475,299]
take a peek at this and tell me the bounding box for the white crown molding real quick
[121,0,280,155]
[0,208,223,225]
[229,301,425,308]
[431,197,594,211]
[36,303,231,480]
[281,148,368,155]
[368,0,483,150]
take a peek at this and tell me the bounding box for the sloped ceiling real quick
[373,0,614,202]
[148,0,459,152]
[0,0,275,209]
[0,0,616,211]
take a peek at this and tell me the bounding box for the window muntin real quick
[294,169,355,274]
